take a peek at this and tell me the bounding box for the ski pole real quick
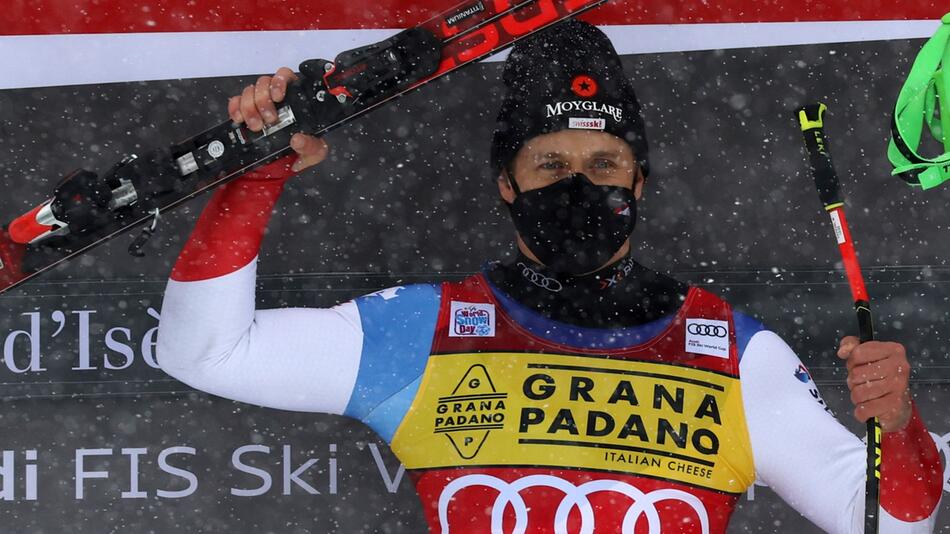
[795,103,880,534]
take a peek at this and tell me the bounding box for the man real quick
[157,20,942,533]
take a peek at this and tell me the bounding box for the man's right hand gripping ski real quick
[172,67,329,280]
[157,68,366,414]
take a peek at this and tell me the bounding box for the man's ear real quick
[497,169,517,204]
[633,163,646,200]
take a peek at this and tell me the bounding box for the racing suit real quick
[157,158,942,533]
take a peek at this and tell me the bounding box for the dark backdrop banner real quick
[0,2,948,532]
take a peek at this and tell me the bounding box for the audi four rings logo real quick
[517,262,564,293]
[687,323,728,337]
[438,474,710,534]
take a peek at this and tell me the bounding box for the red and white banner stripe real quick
[0,0,944,89]
[1,0,942,34]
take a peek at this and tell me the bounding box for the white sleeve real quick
[156,258,363,414]
[739,330,936,533]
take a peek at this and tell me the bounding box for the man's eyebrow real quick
[534,150,622,160]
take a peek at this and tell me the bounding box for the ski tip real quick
[0,227,28,294]
[9,203,53,244]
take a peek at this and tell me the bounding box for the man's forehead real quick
[520,130,633,158]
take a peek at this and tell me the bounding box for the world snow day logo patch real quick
[449,301,495,337]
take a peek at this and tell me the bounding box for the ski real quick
[0,0,607,295]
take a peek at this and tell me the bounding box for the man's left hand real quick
[837,337,913,432]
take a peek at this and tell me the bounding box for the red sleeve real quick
[171,155,297,282]
[880,402,943,521]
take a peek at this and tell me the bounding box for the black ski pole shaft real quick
[795,103,880,534]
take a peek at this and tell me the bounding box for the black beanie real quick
[490,19,649,179]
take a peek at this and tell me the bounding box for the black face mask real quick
[507,173,637,275]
